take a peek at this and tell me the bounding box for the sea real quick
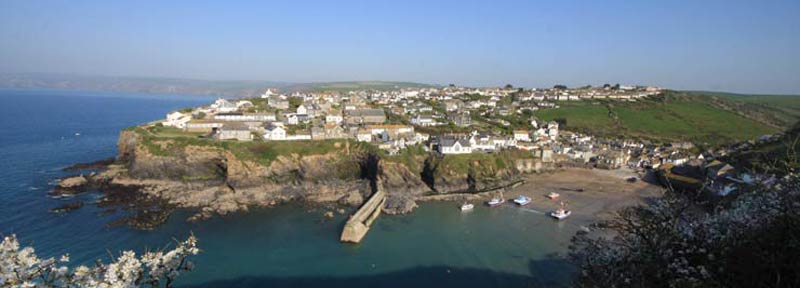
[0,89,577,287]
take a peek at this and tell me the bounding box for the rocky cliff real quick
[114,130,373,222]
[57,129,538,228]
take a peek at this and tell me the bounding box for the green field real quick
[533,91,795,145]
[131,126,357,166]
[695,91,800,128]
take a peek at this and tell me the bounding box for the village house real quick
[325,109,343,124]
[163,111,192,129]
[214,112,276,122]
[211,98,238,113]
[411,115,436,126]
[260,89,276,99]
[214,123,252,141]
[348,109,386,124]
[235,100,254,110]
[263,124,287,141]
[185,119,224,133]
[438,136,473,154]
[296,104,316,117]
[448,113,472,127]
[356,129,373,142]
[365,124,414,139]
[267,96,289,109]
[311,123,347,140]
[286,113,311,125]
[513,130,532,142]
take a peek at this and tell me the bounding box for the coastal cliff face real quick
[115,130,371,221]
[59,130,535,227]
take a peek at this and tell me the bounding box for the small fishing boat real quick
[460,203,474,211]
[550,202,571,220]
[486,198,504,207]
[513,195,532,206]
[546,192,560,199]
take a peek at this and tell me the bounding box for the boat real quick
[546,192,560,199]
[486,198,504,207]
[460,203,474,211]
[512,195,532,206]
[550,209,571,220]
[550,202,572,220]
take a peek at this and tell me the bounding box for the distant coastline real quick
[0,73,434,98]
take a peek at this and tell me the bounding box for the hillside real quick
[533,91,800,146]
[727,121,800,174]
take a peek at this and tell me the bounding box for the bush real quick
[1,235,200,287]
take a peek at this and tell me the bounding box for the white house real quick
[411,115,435,126]
[261,89,276,99]
[214,112,276,122]
[263,125,287,141]
[235,100,253,110]
[356,129,373,142]
[439,137,473,154]
[326,113,343,124]
[296,104,308,115]
[513,130,531,142]
[211,98,237,113]
[163,111,192,129]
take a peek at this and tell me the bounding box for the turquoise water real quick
[0,89,576,287]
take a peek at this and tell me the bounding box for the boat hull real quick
[486,200,504,207]
[513,197,532,206]
[550,211,572,220]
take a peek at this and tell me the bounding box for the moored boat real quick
[486,198,504,207]
[460,203,474,211]
[550,202,571,220]
[550,209,571,220]
[513,195,532,206]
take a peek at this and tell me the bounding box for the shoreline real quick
[418,167,663,225]
[54,155,662,231]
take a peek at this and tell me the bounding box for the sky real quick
[1,0,799,94]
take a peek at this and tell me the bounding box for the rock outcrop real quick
[59,129,535,228]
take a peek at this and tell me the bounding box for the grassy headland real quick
[533,90,799,145]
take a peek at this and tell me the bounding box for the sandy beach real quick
[488,168,663,225]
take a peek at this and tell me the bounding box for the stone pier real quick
[340,186,386,243]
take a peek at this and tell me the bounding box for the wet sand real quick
[496,168,663,225]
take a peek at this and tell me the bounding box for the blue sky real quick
[1,0,798,93]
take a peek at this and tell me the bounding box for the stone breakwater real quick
[53,130,546,229]
[340,187,386,243]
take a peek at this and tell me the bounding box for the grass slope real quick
[534,91,784,145]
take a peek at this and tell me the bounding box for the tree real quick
[504,84,514,89]
[553,85,568,90]
[569,169,800,288]
[1,235,200,287]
